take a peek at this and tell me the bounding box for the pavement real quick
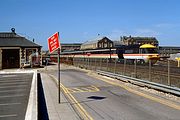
[0,70,37,120]
[39,65,80,120]
[0,65,81,120]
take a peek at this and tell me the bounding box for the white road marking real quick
[0,89,25,93]
[0,94,25,98]
[0,103,21,106]
[0,80,28,83]
[0,82,28,86]
[0,75,18,78]
[0,114,17,118]
[0,85,28,88]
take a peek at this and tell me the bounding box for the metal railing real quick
[62,57,180,89]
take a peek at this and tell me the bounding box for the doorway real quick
[2,49,20,69]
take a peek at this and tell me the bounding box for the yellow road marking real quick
[66,88,76,93]
[90,73,180,110]
[73,88,85,92]
[49,75,93,120]
[66,85,100,93]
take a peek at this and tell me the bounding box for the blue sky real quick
[1,0,180,50]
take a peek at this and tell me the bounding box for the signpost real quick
[48,32,61,103]
[48,32,60,54]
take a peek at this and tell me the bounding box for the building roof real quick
[122,36,158,41]
[82,37,111,45]
[61,43,82,46]
[159,46,180,49]
[0,32,41,47]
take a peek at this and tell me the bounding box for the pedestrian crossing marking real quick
[65,85,99,93]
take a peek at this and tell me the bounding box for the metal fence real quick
[62,57,180,88]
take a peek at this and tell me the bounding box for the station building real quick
[61,43,81,52]
[120,36,159,47]
[0,29,42,69]
[80,37,113,50]
[159,46,180,58]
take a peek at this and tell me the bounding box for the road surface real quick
[46,65,180,120]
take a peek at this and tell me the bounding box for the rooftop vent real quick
[11,28,15,33]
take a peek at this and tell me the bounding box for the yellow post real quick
[175,57,180,67]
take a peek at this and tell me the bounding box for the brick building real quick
[0,29,42,69]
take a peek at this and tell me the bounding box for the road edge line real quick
[89,72,180,110]
[49,74,93,120]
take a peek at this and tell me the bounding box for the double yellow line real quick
[49,74,93,120]
[91,73,180,110]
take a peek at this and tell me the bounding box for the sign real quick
[48,32,60,53]
[48,32,61,103]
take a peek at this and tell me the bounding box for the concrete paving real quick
[0,65,80,120]
[0,72,34,120]
[40,72,80,120]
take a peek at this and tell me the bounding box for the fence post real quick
[149,59,151,81]
[100,58,102,70]
[168,60,171,86]
[106,58,108,71]
[75,58,77,66]
[114,59,117,74]
[73,57,75,66]
[85,58,87,69]
[89,58,90,70]
[94,58,97,71]
[123,59,126,75]
[66,57,68,64]
[87,57,90,69]
[84,58,85,68]
[134,59,137,78]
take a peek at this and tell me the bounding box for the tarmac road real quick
[0,73,33,120]
[48,65,180,120]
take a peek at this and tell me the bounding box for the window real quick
[104,43,107,48]
[110,43,112,47]
[99,43,102,48]
[125,50,133,54]
[141,48,158,54]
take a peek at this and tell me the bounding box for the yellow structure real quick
[140,44,156,48]
[175,57,180,67]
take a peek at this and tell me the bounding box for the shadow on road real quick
[87,96,107,100]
